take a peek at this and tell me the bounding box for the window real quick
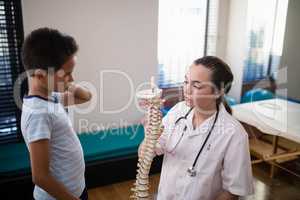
[243,0,288,83]
[0,0,25,143]
[158,0,219,88]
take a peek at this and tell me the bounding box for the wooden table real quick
[232,99,300,178]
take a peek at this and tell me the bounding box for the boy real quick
[21,28,92,200]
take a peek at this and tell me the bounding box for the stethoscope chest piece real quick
[187,167,197,177]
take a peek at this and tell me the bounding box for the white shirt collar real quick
[187,104,226,137]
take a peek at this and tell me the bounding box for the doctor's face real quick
[183,64,218,112]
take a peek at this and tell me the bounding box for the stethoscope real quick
[167,106,220,177]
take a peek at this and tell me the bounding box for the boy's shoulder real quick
[21,104,54,144]
[21,95,61,138]
[22,93,64,116]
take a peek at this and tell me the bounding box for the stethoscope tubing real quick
[166,105,220,177]
[166,107,193,153]
[191,107,219,168]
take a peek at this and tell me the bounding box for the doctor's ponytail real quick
[194,56,234,115]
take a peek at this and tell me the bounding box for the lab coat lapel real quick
[188,111,216,138]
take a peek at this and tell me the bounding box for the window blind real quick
[0,0,25,143]
[243,0,288,83]
[158,0,219,88]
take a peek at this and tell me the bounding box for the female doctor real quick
[140,56,254,200]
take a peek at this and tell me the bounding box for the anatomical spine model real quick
[130,77,164,199]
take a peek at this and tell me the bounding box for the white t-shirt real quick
[156,101,254,200]
[21,93,85,200]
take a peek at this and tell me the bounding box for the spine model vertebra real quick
[130,79,163,199]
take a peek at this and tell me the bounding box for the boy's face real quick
[53,55,76,92]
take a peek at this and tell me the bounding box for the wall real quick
[22,0,159,133]
[224,0,248,102]
[215,0,230,60]
[278,0,300,101]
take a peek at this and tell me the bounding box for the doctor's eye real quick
[183,80,188,85]
[192,82,203,90]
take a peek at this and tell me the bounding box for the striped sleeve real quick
[24,113,52,143]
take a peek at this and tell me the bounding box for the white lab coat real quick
[155,101,254,200]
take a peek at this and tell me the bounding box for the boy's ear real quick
[34,69,47,79]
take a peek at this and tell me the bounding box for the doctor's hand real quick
[137,98,150,110]
[137,99,150,127]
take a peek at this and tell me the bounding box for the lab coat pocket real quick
[198,147,223,174]
[177,161,200,199]
[189,150,223,200]
[185,170,211,200]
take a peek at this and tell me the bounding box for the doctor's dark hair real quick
[194,56,234,114]
[22,27,78,73]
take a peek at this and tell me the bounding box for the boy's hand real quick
[62,82,92,106]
